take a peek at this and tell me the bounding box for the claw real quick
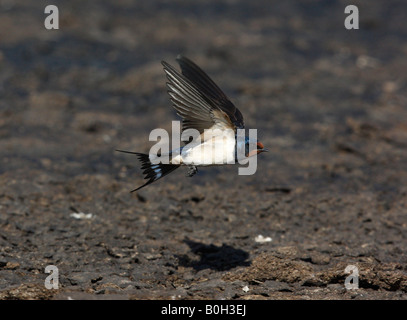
[186,165,198,177]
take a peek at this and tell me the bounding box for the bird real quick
[117,55,268,192]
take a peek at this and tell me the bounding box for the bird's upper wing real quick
[176,55,244,130]
[161,56,244,136]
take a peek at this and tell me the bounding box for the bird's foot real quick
[186,165,198,177]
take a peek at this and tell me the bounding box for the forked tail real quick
[116,150,180,192]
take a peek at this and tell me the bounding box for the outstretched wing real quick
[176,55,244,130]
[161,56,244,136]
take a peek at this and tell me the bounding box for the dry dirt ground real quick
[1,0,407,300]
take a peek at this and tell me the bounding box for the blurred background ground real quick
[0,0,407,299]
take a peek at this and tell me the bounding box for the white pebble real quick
[255,235,272,243]
[70,212,93,220]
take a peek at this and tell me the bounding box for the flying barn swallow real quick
[117,55,268,192]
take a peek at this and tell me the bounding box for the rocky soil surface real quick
[1,0,407,299]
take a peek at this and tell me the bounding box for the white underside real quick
[147,125,239,166]
[173,128,236,166]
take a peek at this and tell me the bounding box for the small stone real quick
[5,262,20,270]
